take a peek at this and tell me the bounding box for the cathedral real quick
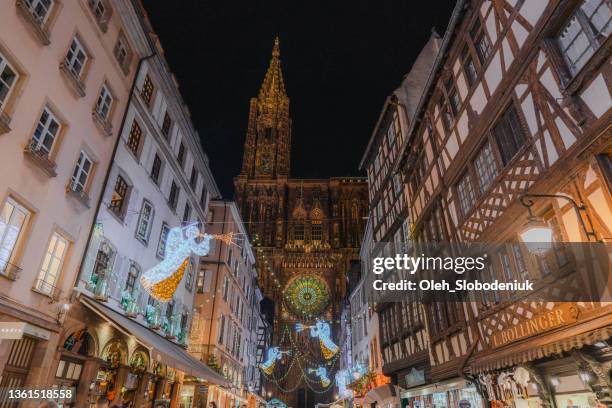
[234,38,368,406]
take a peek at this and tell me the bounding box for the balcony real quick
[59,61,86,98]
[15,0,51,46]
[0,261,22,281]
[92,109,113,137]
[23,140,57,177]
[66,182,91,208]
[0,111,11,135]
[32,278,62,302]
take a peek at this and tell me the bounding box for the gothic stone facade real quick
[234,38,368,328]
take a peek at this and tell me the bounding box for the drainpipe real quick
[206,202,228,359]
[73,51,155,288]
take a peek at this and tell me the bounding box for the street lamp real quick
[518,193,597,254]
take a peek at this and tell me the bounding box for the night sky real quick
[144,1,456,198]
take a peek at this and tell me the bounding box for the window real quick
[190,167,198,190]
[126,120,142,157]
[150,153,163,185]
[125,263,139,293]
[185,259,193,291]
[200,185,208,207]
[218,315,226,344]
[88,0,106,22]
[161,112,172,138]
[0,53,18,112]
[222,276,229,301]
[470,19,492,64]
[0,198,30,274]
[136,200,154,243]
[92,242,114,284]
[113,34,131,72]
[31,107,60,156]
[140,75,154,106]
[294,221,304,241]
[473,142,498,193]
[557,0,611,75]
[183,202,191,223]
[439,95,453,131]
[445,78,461,115]
[196,270,206,293]
[169,181,179,210]
[23,0,54,24]
[493,105,527,165]
[35,232,68,295]
[312,221,322,242]
[166,300,174,320]
[461,45,477,87]
[95,84,113,120]
[177,142,186,166]
[70,151,93,193]
[64,37,88,79]
[157,223,170,258]
[457,171,476,216]
[109,175,129,218]
[55,359,82,381]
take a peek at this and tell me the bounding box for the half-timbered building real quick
[365,0,612,407]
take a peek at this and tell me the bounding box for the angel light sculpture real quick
[335,369,352,398]
[308,366,331,387]
[141,224,237,302]
[260,347,290,375]
[295,319,339,359]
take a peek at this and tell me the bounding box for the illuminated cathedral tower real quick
[234,38,368,408]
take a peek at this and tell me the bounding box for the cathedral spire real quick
[259,36,287,100]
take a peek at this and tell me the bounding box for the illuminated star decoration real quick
[295,319,339,359]
[308,366,331,387]
[141,224,241,302]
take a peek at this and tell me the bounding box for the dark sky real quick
[144,1,456,198]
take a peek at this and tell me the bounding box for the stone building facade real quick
[233,38,368,407]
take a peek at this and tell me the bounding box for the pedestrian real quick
[96,396,111,408]
[38,402,58,408]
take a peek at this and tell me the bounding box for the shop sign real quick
[489,304,578,348]
[404,368,425,388]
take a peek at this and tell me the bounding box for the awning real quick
[80,296,230,386]
[401,379,470,398]
[363,384,399,406]
[469,324,612,374]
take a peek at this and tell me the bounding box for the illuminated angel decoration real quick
[308,366,331,387]
[260,347,290,375]
[295,319,339,359]
[141,225,241,302]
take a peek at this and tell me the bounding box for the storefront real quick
[401,379,484,408]
[53,295,229,408]
[364,384,401,408]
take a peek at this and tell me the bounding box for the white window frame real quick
[24,0,54,24]
[157,222,170,258]
[31,106,61,155]
[136,200,154,244]
[70,150,93,193]
[65,36,88,79]
[0,53,18,112]
[0,198,31,273]
[114,35,130,68]
[88,0,107,22]
[95,84,113,120]
[35,231,68,295]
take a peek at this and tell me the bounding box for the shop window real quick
[557,0,611,76]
